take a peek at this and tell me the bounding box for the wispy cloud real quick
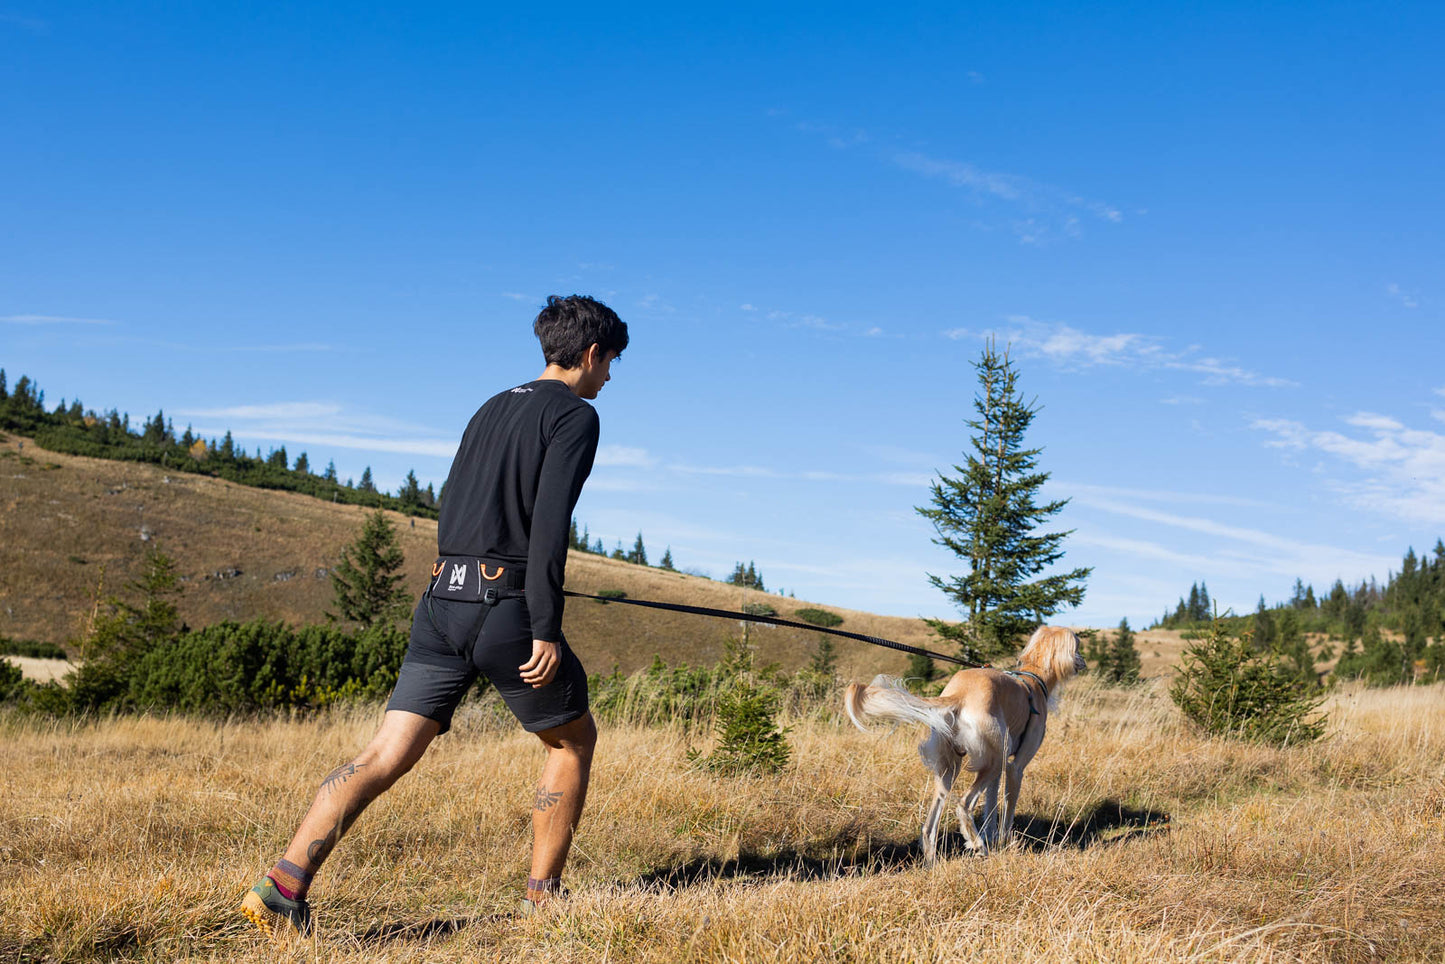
[1064,482,1277,510]
[891,149,1122,244]
[1078,496,1398,585]
[175,401,456,459]
[781,113,1122,245]
[637,293,675,313]
[1386,283,1419,309]
[1252,406,1445,526]
[595,445,656,468]
[2,314,115,325]
[944,316,1296,387]
[500,291,536,303]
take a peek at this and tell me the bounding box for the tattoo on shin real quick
[320,761,367,794]
[533,787,564,812]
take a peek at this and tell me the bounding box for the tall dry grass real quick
[2,679,1441,962]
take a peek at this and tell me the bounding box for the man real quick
[241,294,627,937]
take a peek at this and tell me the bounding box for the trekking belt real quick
[561,589,981,668]
[427,556,526,604]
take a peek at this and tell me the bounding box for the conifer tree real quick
[630,532,648,567]
[359,466,377,493]
[324,459,338,483]
[398,469,422,507]
[1107,617,1142,685]
[294,451,310,474]
[917,339,1090,660]
[328,509,409,628]
[660,547,674,571]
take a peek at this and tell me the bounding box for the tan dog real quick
[845,626,1085,861]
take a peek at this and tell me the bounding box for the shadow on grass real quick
[634,798,1170,889]
[355,912,510,946]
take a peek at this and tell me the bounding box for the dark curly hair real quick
[533,295,629,369]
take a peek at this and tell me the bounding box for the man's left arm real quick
[520,404,600,687]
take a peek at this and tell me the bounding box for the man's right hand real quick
[520,639,561,688]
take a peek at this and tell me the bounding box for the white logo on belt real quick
[448,563,467,590]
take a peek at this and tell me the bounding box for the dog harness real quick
[1003,669,1048,758]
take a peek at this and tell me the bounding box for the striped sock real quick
[267,859,314,900]
[525,876,564,903]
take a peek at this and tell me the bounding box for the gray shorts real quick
[386,594,589,735]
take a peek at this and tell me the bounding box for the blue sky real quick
[4,3,1443,626]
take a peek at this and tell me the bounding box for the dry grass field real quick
[0,434,921,679]
[3,678,1442,963]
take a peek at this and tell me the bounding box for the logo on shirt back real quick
[510,386,534,394]
[447,563,468,591]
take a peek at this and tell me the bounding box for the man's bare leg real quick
[276,710,441,895]
[525,712,597,904]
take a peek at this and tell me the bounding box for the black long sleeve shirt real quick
[437,379,599,643]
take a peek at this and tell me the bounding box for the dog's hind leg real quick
[956,736,1003,854]
[918,731,960,864]
[998,759,1022,847]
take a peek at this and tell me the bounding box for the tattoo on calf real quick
[302,793,377,869]
[320,761,367,794]
[533,787,564,812]
[306,832,336,867]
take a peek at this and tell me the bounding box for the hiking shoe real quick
[240,876,312,938]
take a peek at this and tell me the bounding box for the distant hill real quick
[0,434,936,678]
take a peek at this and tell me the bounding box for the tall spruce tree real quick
[917,339,1090,661]
[328,509,410,628]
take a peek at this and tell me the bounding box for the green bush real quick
[0,636,68,660]
[0,659,24,701]
[693,678,790,775]
[126,620,407,714]
[594,589,627,604]
[1169,618,1325,746]
[794,607,843,628]
[741,601,778,617]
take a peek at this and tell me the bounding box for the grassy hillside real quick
[2,679,1440,962]
[0,434,927,679]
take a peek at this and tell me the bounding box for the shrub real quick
[0,636,68,660]
[741,601,778,617]
[794,607,843,628]
[1169,618,1325,745]
[594,589,627,604]
[694,679,791,775]
[690,637,791,774]
[126,620,407,714]
[0,659,24,701]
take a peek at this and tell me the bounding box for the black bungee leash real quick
[561,589,984,668]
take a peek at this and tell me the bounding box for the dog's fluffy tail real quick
[845,675,953,735]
